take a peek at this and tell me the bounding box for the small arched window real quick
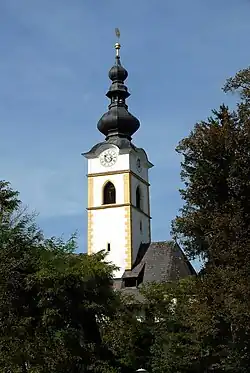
[103,181,116,205]
[136,186,141,209]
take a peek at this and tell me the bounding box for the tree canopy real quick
[171,67,250,372]
[0,181,120,373]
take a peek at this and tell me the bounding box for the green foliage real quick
[0,181,119,373]
[172,104,247,263]
[102,279,199,373]
[0,180,20,221]
[171,68,250,372]
[140,280,199,373]
[223,66,250,102]
[102,292,149,372]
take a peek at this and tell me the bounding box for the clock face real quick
[99,149,118,167]
[136,158,142,172]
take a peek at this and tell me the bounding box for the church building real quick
[83,41,195,295]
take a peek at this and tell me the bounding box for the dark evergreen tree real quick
[171,70,250,371]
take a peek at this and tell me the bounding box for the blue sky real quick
[0,0,249,270]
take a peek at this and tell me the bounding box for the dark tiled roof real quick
[117,241,195,299]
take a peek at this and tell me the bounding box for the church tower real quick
[83,41,153,278]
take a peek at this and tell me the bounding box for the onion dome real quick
[97,42,140,141]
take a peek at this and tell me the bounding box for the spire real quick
[97,32,140,141]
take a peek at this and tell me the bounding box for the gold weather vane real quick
[115,27,121,57]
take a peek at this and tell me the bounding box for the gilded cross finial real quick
[115,28,121,57]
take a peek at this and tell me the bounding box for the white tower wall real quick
[86,145,152,278]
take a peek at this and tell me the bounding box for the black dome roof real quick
[97,48,140,140]
[98,105,140,140]
[108,62,128,82]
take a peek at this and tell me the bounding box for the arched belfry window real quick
[103,181,116,205]
[136,186,141,209]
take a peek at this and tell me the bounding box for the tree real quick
[140,279,200,373]
[29,247,118,373]
[0,180,20,220]
[171,73,250,371]
[0,181,120,373]
[223,66,250,102]
[102,290,153,373]
[102,279,204,373]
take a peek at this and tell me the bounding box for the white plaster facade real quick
[91,207,127,277]
[85,143,153,278]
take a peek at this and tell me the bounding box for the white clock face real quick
[99,149,118,167]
